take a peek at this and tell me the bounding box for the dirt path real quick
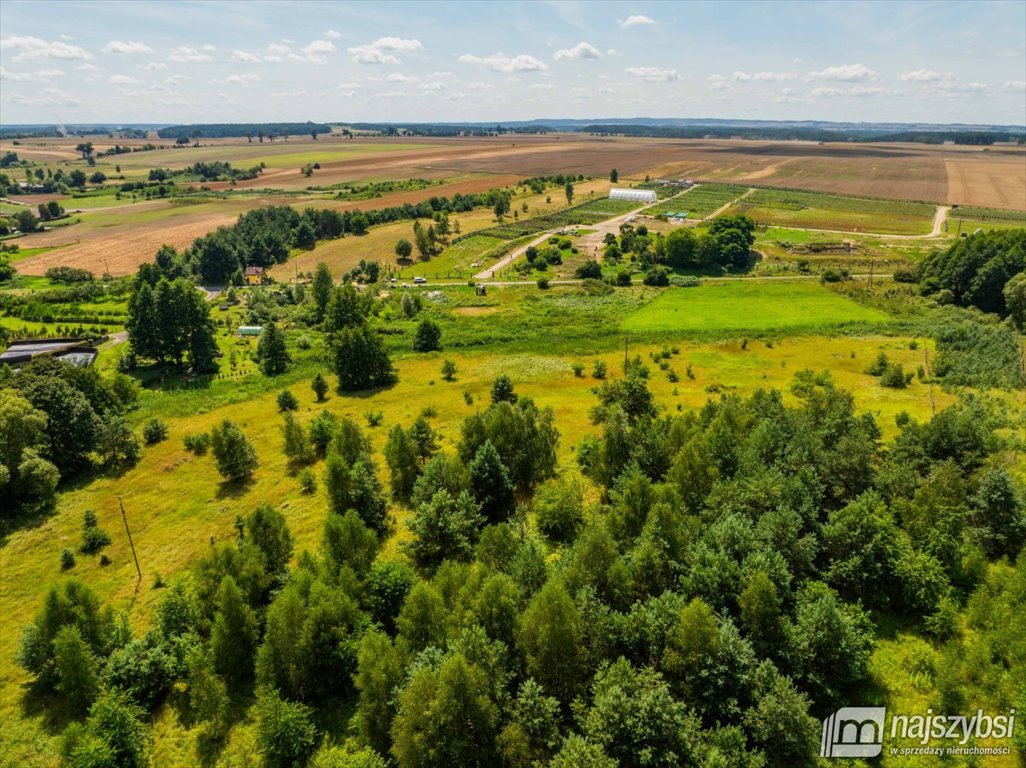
[703,188,755,221]
[929,205,950,237]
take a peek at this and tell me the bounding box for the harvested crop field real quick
[945,154,1026,209]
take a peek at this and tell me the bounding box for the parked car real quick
[413,276,427,284]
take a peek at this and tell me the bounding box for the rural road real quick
[475,185,727,280]
[768,205,950,241]
[479,273,891,288]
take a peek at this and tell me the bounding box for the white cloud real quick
[806,63,875,81]
[811,85,903,98]
[626,66,678,82]
[606,48,619,56]
[849,85,902,97]
[8,87,79,106]
[137,61,166,70]
[386,73,414,82]
[598,86,615,95]
[620,15,656,27]
[732,70,797,82]
[301,39,336,62]
[930,73,988,93]
[530,83,555,89]
[710,80,731,91]
[169,46,212,63]
[897,69,941,82]
[222,73,260,85]
[102,40,153,54]
[0,66,63,82]
[467,81,494,91]
[108,74,143,84]
[553,41,601,61]
[231,50,260,62]
[348,36,422,64]
[325,29,341,39]
[337,81,362,89]
[1,35,92,61]
[419,81,446,91]
[1004,79,1026,91]
[458,52,548,73]
[76,63,102,72]
[446,91,469,101]
[202,44,216,52]
[165,74,190,85]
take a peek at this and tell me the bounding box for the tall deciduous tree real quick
[210,419,258,481]
[332,322,397,392]
[211,575,258,687]
[311,262,334,320]
[517,580,582,705]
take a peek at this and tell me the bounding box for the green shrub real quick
[183,432,210,455]
[537,278,550,290]
[277,390,299,412]
[80,511,111,554]
[297,468,317,494]
[366,410,384,427]
[60,549,76,571]
[864,352,889,376]
[142,419,168,445]
[592,360,607,379]
[571,362,584,377]
[880,363,912,389]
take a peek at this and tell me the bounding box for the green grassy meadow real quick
[622,281,891,333]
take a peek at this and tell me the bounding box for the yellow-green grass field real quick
[622,281,891,333]
[728,189,937,235]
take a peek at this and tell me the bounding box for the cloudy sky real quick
[1,0,1024,126]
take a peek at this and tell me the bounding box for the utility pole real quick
[924,347,935,416]
[119,496,142,586]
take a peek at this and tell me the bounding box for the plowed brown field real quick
[7,134,1023,277]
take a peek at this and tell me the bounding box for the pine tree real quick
[311,373,329,402]
[257,321,291,376]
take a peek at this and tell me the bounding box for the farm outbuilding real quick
[609,188,657,204]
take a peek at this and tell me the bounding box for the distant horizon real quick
[2,0,1024,125]
[2,116,1024,132]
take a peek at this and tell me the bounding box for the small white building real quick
[609,188,657,204]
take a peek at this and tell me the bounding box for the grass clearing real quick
[729,188,937,234]
[622,281,891,333]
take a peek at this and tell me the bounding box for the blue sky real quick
[1,0,1024,125]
